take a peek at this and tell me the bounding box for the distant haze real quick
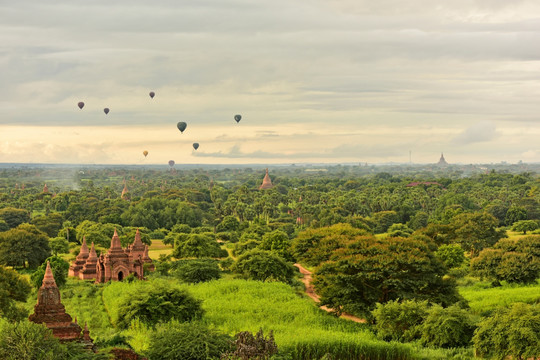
[0,0,539,164]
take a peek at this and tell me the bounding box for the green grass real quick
[147,239,173,259]
[459,279,540,316]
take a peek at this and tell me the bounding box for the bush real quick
[174,259,221,284]
[222,329,278,360]
[145,321,232,360]
[371,299,429,342]
[115,281,204,329]
[420,305,476,348]
[0,266,31,321]
[232,239,260,257]
[231,249,296,284]
[473,303,539,359]
[435,244,466,269]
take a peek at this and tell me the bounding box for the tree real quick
[0,207,30,229]
[0,320,65,360]
[232,249,296,284]
[0,266,31,321]
[173,233,228,259]
[174,259,221,283]
[0,224,50,268]
[260,230,291,260]
[146,321,232,360]
[216,215,240,232]
[435,244,466,269]
[49,237,69,256]
[75,221,121,248]
[512,220,539,234]
[420,304,476,348]
[471,236,540,284]
[30,256,70,289]
[451,212,506,256]
[473,303,540,360]
[505,206,528,226]
[312,236,462,317]
[372,299,429,342]
[371,211,399,233]
[116,281,204,329]
[291,223,366,266]
[31,213,64,238]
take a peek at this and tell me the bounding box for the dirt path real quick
[294,263,366,323]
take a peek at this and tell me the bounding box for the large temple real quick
[69,229,154,283]
[437,153,448,166]
[259,168,274,190]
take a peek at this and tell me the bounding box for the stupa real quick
[259,168,274,190]
[121,184,128,198]
[437,153,448,166]
[79,242,98,280]
[68,237,89,277]
[29,261,82,341]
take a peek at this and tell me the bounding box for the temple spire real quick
[80,236,89,255]
[259,168,274,190]
[110,229,122,250]
[133,229,143,247]
[42,261,57,288]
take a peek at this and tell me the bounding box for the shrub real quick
[371,299,429,342]
[0,266,31,321]
[435,244,466,269]
[232,239,261,257]
[222,329,278,360]
[174,259,221,284]
[473,303,539,359]
[420,305,476,348]
[145,321,232,360]
[115,281,204,329]
[231,249,296,284]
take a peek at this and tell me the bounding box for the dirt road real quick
[294,263,366,323]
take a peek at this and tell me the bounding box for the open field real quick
[147,239,173,259]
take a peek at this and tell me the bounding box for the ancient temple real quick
[259,168,274,190]
[68,236,89,277]
[29,261,82,341]
[437,153,448,166]
[121,184,128,199]
[79,242,99,280]
[43,184,49,193]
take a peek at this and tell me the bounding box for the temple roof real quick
[42,261,57,289]
[110,229,122,250]
[79,237,89,256]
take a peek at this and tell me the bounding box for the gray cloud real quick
[453,121,498,145]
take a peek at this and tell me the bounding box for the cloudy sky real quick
[1,0,539,165]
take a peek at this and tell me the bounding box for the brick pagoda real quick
[259,168,274,190]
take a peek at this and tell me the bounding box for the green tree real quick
[0,224,50,268]
[473,303,540,360]
[174,259,221,284]
[216,215,240,232]
[30,256,70,289]
[371,211,399,233]
[0,266,31,321]
[232,249,296,283]
[173,233,227,259]
[146,321,232,360]
[435,244,466,269]
[371,299,429,342]
[116,281,204,329]
[48,237,69,256]
[260,230,291,260]
[313,236,462,317]
[505,206,528,226]
[512,220,539,234]
[31,213,64,238]
[420,304,476,348]
[0,207,30,229]
[0,320,65,360]
[451,212,506,256]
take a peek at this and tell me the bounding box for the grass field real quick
[147,239,173,259]
[458,279,540,316]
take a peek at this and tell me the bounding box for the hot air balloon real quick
[177,122,187,133]
[168,160,175,167]
[104,108,110,114]
[193,143,199,150]
[149,91,155,99]
[143,150,148,158]
[234,114,242,123]
[78,102,84,109]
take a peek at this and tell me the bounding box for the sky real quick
[1,0,539,165]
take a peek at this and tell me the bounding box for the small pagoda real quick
[259,168,274,190]
[68,237,89,277]
[29,261,82,341]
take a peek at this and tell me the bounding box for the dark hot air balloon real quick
[104,108,110,114]
[177,122,187,133]
[78,102,84,110]
[193,143,199,150]
[168,160,175,167]
[149,91,155,99]
[234,114,242,123]
[143,150,148,157]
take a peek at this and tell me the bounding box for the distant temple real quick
[43,184,49,193]
[29,261,86,342]
[70,229,154,283]
[437,153,448,166]
[259,168,274,190]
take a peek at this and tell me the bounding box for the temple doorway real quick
[118,271,124,281]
